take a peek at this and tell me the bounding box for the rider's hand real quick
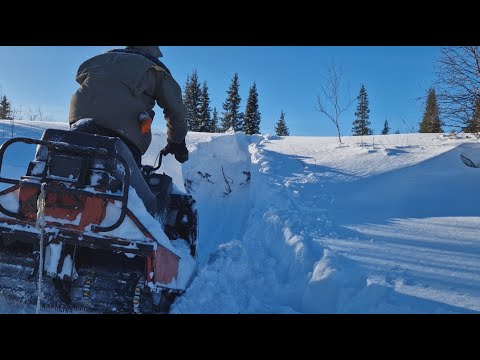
[162,140,189,164]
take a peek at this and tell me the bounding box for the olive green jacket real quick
[69,48,187,154]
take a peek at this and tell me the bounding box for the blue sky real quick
[0,46,441,136]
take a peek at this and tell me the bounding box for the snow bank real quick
[2,123,480,314]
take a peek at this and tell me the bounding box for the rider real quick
[69,45,189,166]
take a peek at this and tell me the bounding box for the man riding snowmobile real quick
[51,46,189,306]
[0,46,198,313]
[69,45,189,166]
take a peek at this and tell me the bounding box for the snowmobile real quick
[0,128,198,313]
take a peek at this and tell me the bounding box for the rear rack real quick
[0,137,130,233]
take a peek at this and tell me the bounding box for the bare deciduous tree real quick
[315,61,353,144]
[435,46,480,130]
[11,105,25,120]
[27,106,44,121]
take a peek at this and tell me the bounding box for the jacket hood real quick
[125,46,163,58]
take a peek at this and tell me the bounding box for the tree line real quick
[5,46,476,139]
[0,90,51,122]
[182,71,289,136]
[1,75,290,135]
[0,94,13,120]
[316,46,480,142]
[317,77,446,143]
[189,46,480,140]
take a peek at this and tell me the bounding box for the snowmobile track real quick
[0,247,160,314]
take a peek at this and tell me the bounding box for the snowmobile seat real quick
[30,129,157,215]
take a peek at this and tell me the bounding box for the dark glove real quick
[162,140,189,163]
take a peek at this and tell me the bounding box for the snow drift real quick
[1,121,480,313]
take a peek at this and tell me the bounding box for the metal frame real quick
[0,218,155,256]
[0,137,130,233]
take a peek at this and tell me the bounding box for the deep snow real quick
[1,120,480,314]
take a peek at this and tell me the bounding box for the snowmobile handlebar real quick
[140,149,167,178]
[153,149,167,171]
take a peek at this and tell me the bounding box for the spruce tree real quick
[274,111,289,136]
[352,84,373,136]
[220,73,242,131]
[381,119,390,135]
[198,82,212,132]
[419,88,443,133]
[212,107,219,133]
[0,95,13,120]
[243,82,261,135]
[464,96,480,133]
[183,71,201,131]
[183,74,192,126]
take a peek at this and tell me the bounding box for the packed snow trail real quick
[172,134,390,313]
[170,133,315,313]
[171,132,480,313]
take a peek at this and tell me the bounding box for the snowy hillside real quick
[1,120,480,313]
